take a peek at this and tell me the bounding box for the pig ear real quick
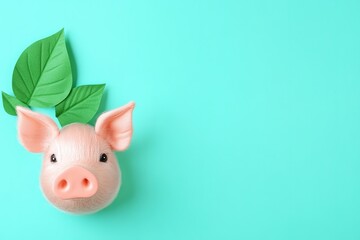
[16,107,59,153]
[95,101,135,151]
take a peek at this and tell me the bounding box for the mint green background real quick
[1,0,360,239]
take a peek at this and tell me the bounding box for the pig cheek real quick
[39,165,60,206]
[95,158,122,206]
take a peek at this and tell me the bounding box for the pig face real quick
[16,102,135,214]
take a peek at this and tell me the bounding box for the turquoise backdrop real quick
[0,0,360,239]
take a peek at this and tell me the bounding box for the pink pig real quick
[16,102,135,214]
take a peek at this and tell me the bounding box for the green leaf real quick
[12,29,72,107]
[55,84,105,126]
[2,92,29,116]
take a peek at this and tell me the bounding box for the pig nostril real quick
[82,178,91,189]
[58,179,68,191]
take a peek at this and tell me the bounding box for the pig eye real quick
[50,154,57,163]
[100,153,108,163]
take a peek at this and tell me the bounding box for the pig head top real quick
[15,102,135,214]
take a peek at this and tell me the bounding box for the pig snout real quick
[53,166,98,200]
